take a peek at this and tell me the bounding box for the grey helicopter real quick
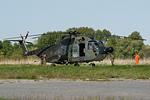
[6,31,114,66]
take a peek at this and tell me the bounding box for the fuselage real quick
[29,35,113,64]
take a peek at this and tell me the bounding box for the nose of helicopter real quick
[104,47,114,54]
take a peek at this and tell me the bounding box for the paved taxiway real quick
[0,79,150,100]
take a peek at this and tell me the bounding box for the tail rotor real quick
[5,31,30,55]
[25,31,29,40]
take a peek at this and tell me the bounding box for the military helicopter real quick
[6,31,114,66]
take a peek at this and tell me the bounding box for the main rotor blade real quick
[111,35,146,41]
[6,39,33,44]
[119,36,146,41]
[4,33,43,39]
[6,40,22,42]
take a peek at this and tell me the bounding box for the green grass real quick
[0,97,6,100]
[0,64,150,80]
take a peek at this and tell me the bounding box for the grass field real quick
[0,58,150,65]
[0,64,150,80]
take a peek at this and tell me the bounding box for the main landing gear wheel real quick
[74,63,80,66]
[89,63,95,67]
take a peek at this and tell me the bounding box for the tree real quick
[142,45,150,58]
[11,43,24,59]
[1,40,14,57]
[37,31,65,48]
[128,31,142,40]
[106,31,144,59]
[95,29,111,41]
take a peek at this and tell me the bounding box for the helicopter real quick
[6,31,114,66]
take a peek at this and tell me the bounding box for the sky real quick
[0,0,150,44]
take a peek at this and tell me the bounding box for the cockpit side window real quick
[61,38,70,45]
[88,41,100,55]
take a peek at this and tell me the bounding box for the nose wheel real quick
[89,63,95,67]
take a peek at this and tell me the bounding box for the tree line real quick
[0,27,150,59]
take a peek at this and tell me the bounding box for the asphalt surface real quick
[0,79,150,100]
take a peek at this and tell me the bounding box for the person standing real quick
[110,53,115,66]
[41,54,47,65]
[135,52,140,65]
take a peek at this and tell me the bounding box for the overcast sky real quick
[0,0,149,44]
